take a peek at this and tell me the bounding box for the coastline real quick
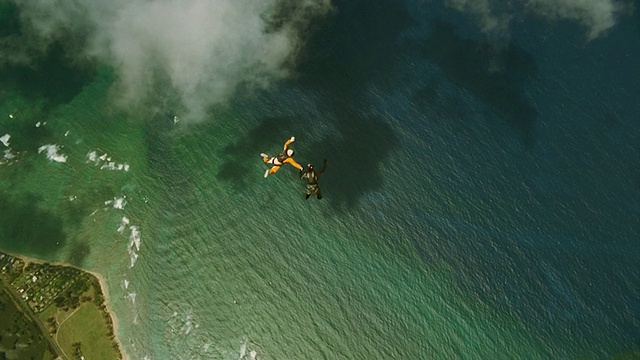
[0,250,128,360]
[87,269,129,360]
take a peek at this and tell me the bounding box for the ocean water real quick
[1,1,639,359]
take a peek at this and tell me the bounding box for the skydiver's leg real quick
[304,185,313,200]
[307,184,321,199]
[269,165,281,174]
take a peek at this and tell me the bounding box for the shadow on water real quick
[412,78,473,125]
[0,41,95,107]
[308,112,401,210]
[0,2,95,107]
[215,110,401,209]
[60,195,94,229]
[0,191,65,257]
[66,242,90,267]
[294,0,415,92]
[0,2,20,38]
[415,21,538,148]
[216,116,304,191]
[288,0,411,209]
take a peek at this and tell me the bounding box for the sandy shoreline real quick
[0,250,129,360]
[88,269,129,360]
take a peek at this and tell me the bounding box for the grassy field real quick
[56,301,120,360]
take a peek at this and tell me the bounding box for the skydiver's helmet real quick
[307,164,314,171]
[286,149,294,157]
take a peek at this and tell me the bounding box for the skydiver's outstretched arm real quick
[283,136,295,151]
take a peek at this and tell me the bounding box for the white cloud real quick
[7,0,332,121]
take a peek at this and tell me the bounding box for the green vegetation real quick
[0,289,56,359]
[56,302,121,360]
[0,251,122,359]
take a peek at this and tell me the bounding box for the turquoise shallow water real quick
[1,1,639,359]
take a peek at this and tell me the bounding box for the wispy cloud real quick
[445,0,512,37]
[445,0,633,40]
[527,0,630,40]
